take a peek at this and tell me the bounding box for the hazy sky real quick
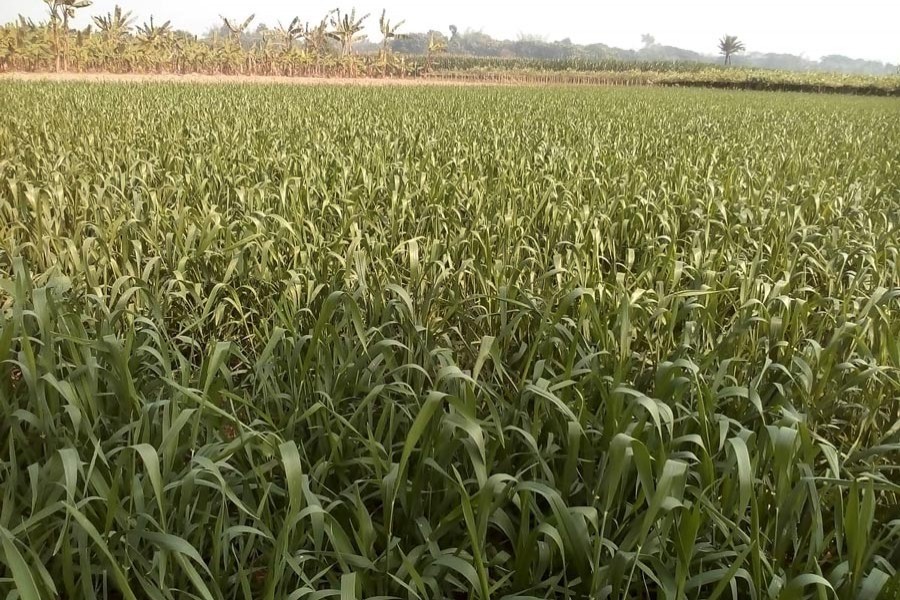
[4,0,899,63]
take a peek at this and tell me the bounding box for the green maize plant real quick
[0,82,899,599]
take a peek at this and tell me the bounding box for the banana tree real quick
[69,24,98,70]
[93,5,134,41]
[219,14,256,73]
[136,17,173,72]
[92,4,134,70]
[215,36,246,74]
[44,1,61,68]
[219,14,255,73]
[0,25,14,71]
[274,17,306,52]
[220,14,255,46]
[378,9,405,76]
[248,31,272,75]
[43,0,93,71]
[175,35,211,74]
[305,15,333,76]
[327,8,369,57]
[11,17,54,71]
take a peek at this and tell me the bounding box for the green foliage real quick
[0,82,899,599]
[1,15,899,92]
[718,35,746,66]
[416,58,900,94]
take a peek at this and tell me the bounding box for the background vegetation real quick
[2,2,900,94]
[1,81,899,599]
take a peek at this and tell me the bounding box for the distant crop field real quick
[0,82,899,599]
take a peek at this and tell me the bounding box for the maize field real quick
[0,82,899,599]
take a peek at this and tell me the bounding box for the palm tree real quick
[327,8,369,57]
[378,9,405,76]
[718,35,745,66]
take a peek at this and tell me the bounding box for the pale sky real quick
[4,0,899,63]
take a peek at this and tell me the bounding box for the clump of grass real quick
[0,82,899,599]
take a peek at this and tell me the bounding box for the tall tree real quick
[641,34,655,48]
[448,24,460,53]
[327,8,369,57]
[718,35,745,66]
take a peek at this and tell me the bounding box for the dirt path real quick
[0,71,497,87]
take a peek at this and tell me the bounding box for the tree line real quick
[1,1,453,76]
[1,1,896,78]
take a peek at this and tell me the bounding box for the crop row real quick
[0,83,899,598]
